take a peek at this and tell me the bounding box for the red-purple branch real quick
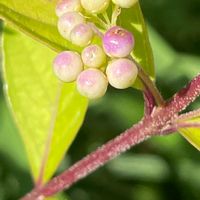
[21,74,200,200]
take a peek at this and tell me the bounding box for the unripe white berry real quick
[81,45,106,68]
[56,0,82,17]
[112,0,137,8]
[81,0,110,14]
[53,51,83,82]
[77,69,108,99]
[70,24,93,47]
[58,12,85,40]
[106,58,138,89]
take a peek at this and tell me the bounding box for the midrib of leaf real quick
[37,83,62,186]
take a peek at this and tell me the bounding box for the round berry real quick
[55,0,82,17]
[106,58,138,89]
[53,51,83,82]
[112,0,137,8]
[77,69,108,99]
[81,0,110,14]
[70,23,93,47]
[58,11,85,40]
[103,26,134,58]
[81,45,106,68]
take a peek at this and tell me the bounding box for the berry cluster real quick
[53,0,138,99]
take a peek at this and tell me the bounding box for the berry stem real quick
[143,89,156,116]
[21,74,200,200]
[87,23,104,38]
[85,13,109,30]
[136,61,165,106]
[102,12,111,27]
[111,5,121,26]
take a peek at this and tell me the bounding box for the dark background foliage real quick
[0,0,200,199]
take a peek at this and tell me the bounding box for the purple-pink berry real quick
[55,0,82,17]
[53,51,83,82]
[77,69,108,99]
[106,58,138,89]
[58,11,85,40]
[103,26,134,58]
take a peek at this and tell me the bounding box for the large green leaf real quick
[2,27,88,184]
[0,0,80,52]
[119,3,155,88]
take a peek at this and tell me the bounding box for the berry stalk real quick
[21,74,200,200]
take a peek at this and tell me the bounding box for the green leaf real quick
[119,3,155,89]
[2,27,88,184]
[0,0,80,52]
[179,117,200,151]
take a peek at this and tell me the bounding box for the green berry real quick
[81,45,106,68]
[112,0,137,8]
[81,0,110,14]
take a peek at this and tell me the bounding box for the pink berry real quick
[53,51,83,82]
[70,23,93,47]
[57,11,85,40]
[77,69,108,99]
[106,58,138,89]
[103,26,134,58]
[81,45,106,68]
[56,0,82,17]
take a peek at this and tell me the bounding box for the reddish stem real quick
[143,88,156,116]
[21,74,200,200]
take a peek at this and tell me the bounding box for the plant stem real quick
[111,5,121,26]
[136,63,165,106]
[21,74,200,200]
[102,12,111,27]
[143,89,156,116]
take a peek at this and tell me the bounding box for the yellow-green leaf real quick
[0,0,80,52]
[119,3,155,89]
[179,117,200,151]
[2,27,88,184]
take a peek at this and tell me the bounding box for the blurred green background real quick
[0,0,200,199]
